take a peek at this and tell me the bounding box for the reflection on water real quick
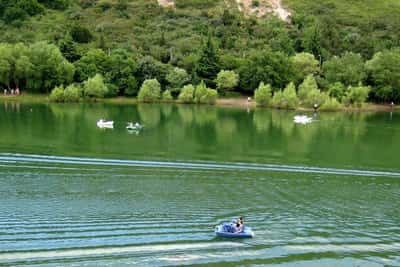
[0,102,399,170]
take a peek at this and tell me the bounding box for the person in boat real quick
[235,216,244,233]
[135,122,140,127]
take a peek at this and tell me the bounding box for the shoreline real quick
[0,94,397,112]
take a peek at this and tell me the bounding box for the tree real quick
[281,82,299,109]
[136,56,169,86]
[298,74,318,101]
[138,79,161,102]
[74,49,109,82]
[28,42,74,93]
[166,67,190,92]
[70,24,93,43]
[194,81,208,103]
[239,49,292,93]
[58,34,80,62]
[254,82,272,107]
[343,85,370,107]
[83,74,108,98]
[162,89,173,101]
[49,85,65,102]
[195,34,220,87]
[106,49,137,96]
[216,70,239,92]
[178,84,195,103]
[323,52,365,86]
[63,84,82,102]
[291,53,320,85]
[366,49,400,102]
[328,82,346,102]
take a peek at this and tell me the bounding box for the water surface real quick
[0,102,399,266]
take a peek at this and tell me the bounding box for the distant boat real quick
[215,223,254,238]
[126,122,143,131]
[293,115,313,124]
[97,119,114,129]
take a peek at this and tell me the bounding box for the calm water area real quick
[0,102,399,266]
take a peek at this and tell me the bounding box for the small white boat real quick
[294,115,313,124]
[126,122,143,131]
[97,119,114,129]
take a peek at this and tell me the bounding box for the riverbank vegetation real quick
[0,0,399,110]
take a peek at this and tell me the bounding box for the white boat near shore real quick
[97,119,114,129]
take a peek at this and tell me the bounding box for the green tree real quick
[58,34,80,62]
[63,84,82,102]
[83,74,108,98]
[298,74,318,101]
[194,81,208,104]
[138,79,161,102]
[70,24,93,43]
[365,49,400,102]
[195,34,220,87]
[216,70,239,92]
[254,82,272,107]
[323,52,365,86]
[281,82,299,109]
[162,89,173,101]
[291,52,320,85]
[178,84,195,103]
[166,67,190,92]
[328,82,346,102]
[239,49,292,93]
[343,85,370,107]
[49,85,65,102]
[28,42,74,93]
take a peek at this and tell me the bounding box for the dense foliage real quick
[1,0,400,105]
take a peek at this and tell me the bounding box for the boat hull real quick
[215,225,254,238]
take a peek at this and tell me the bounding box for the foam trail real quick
[0,242,245,262]
[1,153,400,178]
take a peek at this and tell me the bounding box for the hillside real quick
[0,0,400,103]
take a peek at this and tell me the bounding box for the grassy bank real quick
[0,93,397,112]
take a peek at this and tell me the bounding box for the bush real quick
[343,85,370,107]
[63,84,82,102]
[83,74,108,98]
[138,79,161,102]
[178,84,195,103]
[194,81,208,103]
[70,25,93,43]
[204,89,218,104]
[216,70,239,92]
[162,89,173,101]
[298,74,318,101]
[254,82,272,107]
[328,82,346,102]
[271,91,284,108]
[281,82,299,109]
[320,97,343,111]
[303,90,329,108]
[49,85,65,102]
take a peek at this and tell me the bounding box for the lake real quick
[0,102,399,266]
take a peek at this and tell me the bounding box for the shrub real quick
[162,89,173,101]
[281,82,299,109]
[254,82,272,107]
[70,25,93,43]
[138,79,161,102]
[204,89,218,104]
[83,74,108,98]
[343,85,370,107]
[303,90,329,108]
[63,84,82,102]
[216,70,239,92]
[298,74,318,101]
[49,85,65,102]
[320,97,343,111]
[328,82,346,102]
[178,84,195,103]
[194,81,208,103]
[166,67,190,91]
[271,91,284,108]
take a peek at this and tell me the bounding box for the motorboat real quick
[293,115,313,124]
[215,223,254,238]
[126,122,143,131]
[97,119,114,129]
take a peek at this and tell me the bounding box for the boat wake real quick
[0,153,399,178]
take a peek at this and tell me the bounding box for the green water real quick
[0,102,399,266]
